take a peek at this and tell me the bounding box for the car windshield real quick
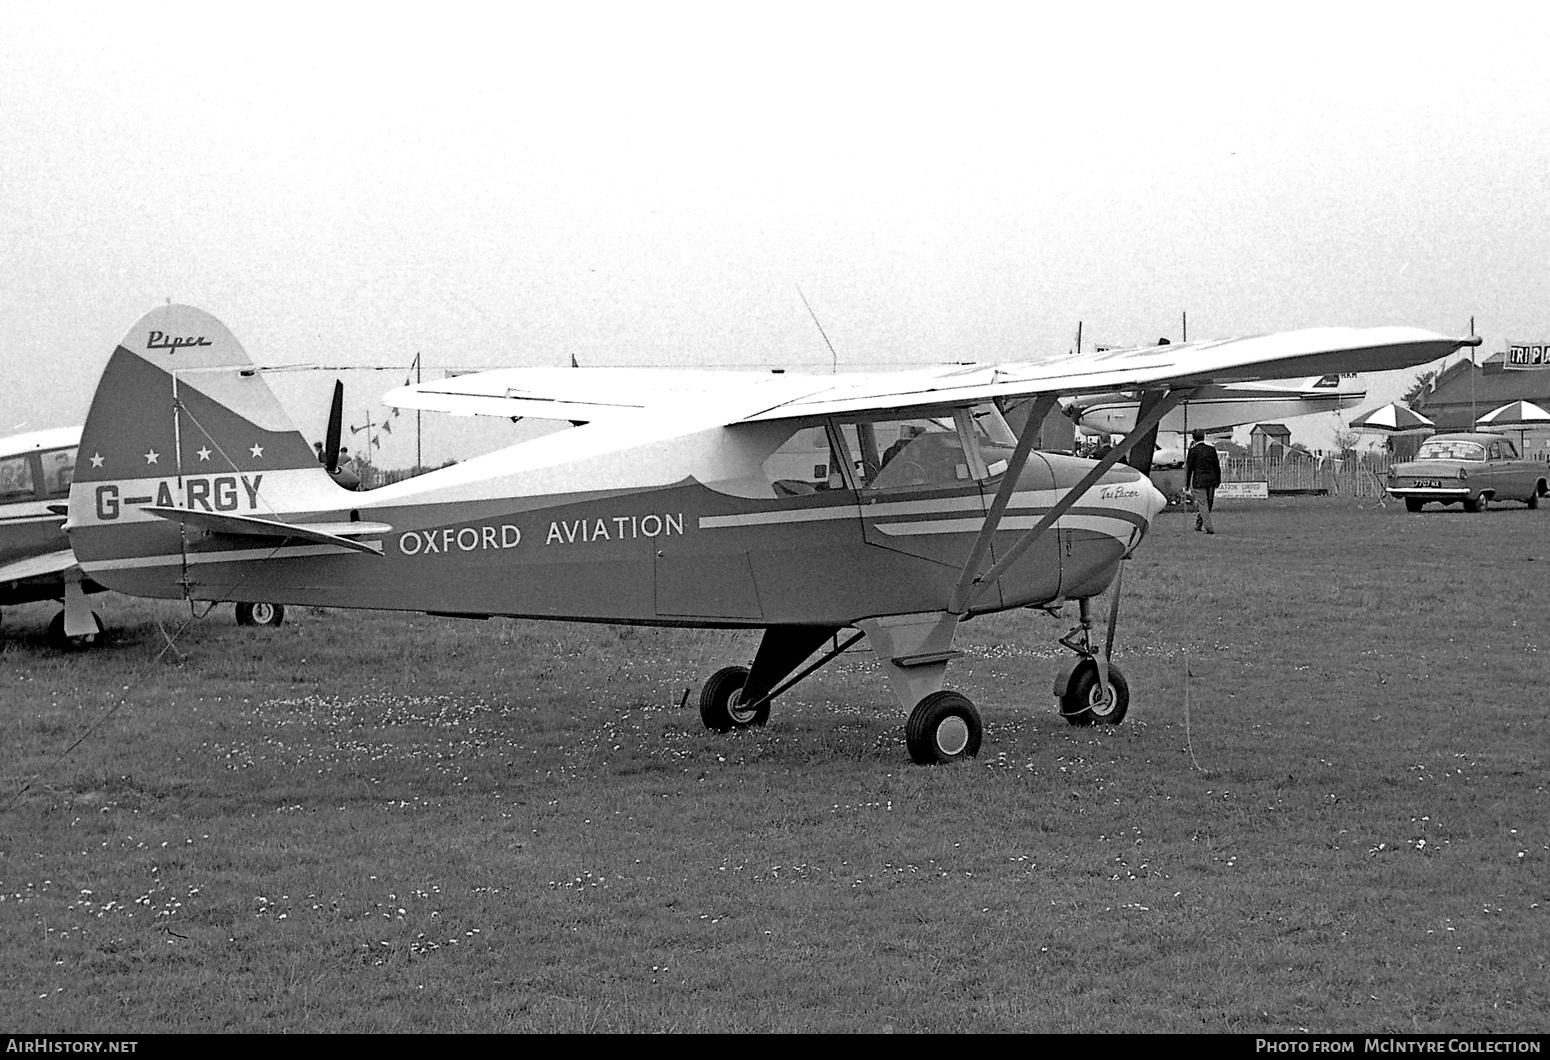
[1415,440,1485,461]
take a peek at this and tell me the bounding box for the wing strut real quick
[953,387,1194,614]
[1121,388,1170,477]
[947,394,1058,614]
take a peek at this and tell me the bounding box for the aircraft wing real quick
[0,548,78,584]
[383,327,1475,425]
[384,366,822,425]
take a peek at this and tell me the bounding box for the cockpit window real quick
[833,403,1015,492]
[760,425,848,496]
[40,447,77,497]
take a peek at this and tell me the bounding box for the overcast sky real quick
[4,3,1546,462]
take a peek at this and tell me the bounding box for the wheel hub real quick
[727,690,754,724]
[934,716,970,756]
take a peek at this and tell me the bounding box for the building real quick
[1415,353,1550,461]
[1249,422,1291,457]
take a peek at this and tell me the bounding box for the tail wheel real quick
[905,690,983,765]
[235,602,285,627]
[46,610,104,650]
[699,665,769,732]
[1061,660,1130,726]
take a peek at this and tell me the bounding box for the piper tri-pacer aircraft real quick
[1062,373,1366,436]
[65,306,1478,763]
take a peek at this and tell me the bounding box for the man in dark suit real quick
[1184,429,1221,534]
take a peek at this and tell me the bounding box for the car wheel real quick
[1404,498,1424,513]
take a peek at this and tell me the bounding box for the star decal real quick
[144,449,159,465]
[90,452,104,468]
[249,443,264,459]
[196,446,212,461]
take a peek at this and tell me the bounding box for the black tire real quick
[1061,660,1130,726]
[1528,486,1542,510]
[235,602,285,627]
[46,610,103,650]
[699,665,768,732]
[1405,498,1424,513]
[1464,493,1488,513]
[905,690,983,765]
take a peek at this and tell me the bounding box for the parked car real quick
[1386,432,1549,512]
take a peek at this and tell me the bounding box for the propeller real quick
[320,379,360,490]
[324,380,344,473]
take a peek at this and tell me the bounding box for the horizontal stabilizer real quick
[140,507,391,555]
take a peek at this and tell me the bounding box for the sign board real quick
[1505,341,1550,371]
[1216,481,1270,500]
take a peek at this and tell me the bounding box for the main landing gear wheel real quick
[1060,660,1130,726]
[905,690,983,765]
[235,602,285,627]
[699,665,770,732]
[46,610,104,650]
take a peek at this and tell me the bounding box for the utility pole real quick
[1469,317,1477,429]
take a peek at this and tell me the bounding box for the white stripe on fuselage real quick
[80,540,382,573]
[697,488,1142,531]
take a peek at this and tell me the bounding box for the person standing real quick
[1184,429,1221,534]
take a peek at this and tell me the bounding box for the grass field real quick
[2,496,1547,1033]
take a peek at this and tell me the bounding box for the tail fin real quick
[67,305,359,597]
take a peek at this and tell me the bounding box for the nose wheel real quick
[235,601,285,627]
[1055,580,1131,726]
[1059,658,1130,725]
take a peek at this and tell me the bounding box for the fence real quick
[1220,451,1392,499]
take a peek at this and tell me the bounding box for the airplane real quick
[63,306,1477,763]
[1062,373,1365,436]
[0,377,355,647]
[0,425,109,646]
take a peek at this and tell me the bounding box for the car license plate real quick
[1414,479,1444,488]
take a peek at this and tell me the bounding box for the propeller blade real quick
[325,380,344,472]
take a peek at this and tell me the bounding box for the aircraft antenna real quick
[796,286,839,374]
